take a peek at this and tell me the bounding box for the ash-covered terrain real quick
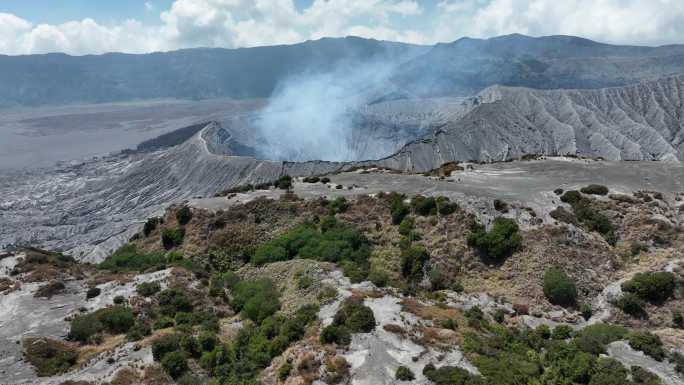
[1,34,684,385]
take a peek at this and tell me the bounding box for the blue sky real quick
[1,0,683,55]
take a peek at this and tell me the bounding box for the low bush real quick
[673,311,684,328]
[86,287,101,299]
[580,184,609,196]
[153,316,175,330]
[332,300,375,333]
[136,281,161,297]
[303,176,320,183]
[320,325,351,345]
[400,245,430,282]
[176,206,192,225]
[99,244,166,272]
[543,268,577,307]
[436,196,458,215]
[552,325,574,340]
[276,175,293,190]
[161,227,185,250]
[388,193,410,225]
[621,271,675,304]
[560,190,583,204]
[588,357,630,385]
[161,351,188,379]
[158,288,193,316]
[126,321,151,341]
[68,313,103,343]
[615,292,647,318]
[411,196,437,216]
[572,199,617,245]
[143,217,163,237]
[208,271,240,297]
[329,197,349,214]
[23,337,78,376]
[278,361,293,381]
[398,217,414,236]
[232,279,280,324]
[493,199,509,213]
[550,207,577,225]
[152,334,180,361]
[423,364,482,385]
[573,324,627,355]
[198,332,217,352]
[465,306,487,329]
[628,332,665,361]
[396,366,415,381]
[631,366,664,385]
[467,218,523,261]
[98,306,135,334]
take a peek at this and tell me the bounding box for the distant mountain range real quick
[2,34,684,106]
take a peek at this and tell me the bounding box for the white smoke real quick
[254,59,397,162]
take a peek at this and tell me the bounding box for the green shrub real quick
[97,306,135,334]
[68,313,102,343]
[573,324,628,355]
[180,334,201,358]
[98,244,166,272]
[628,332,665,361]
[333,300,375,333]
[208,271,240,297]
[86,287,101,299]
[152,334,180,361]
[588,358,629,385]
[161,351,188,379]
[411,196,437,216]
[176,206,193,225]
[23,337,78,376]
[423,364,482,385]
[552,325,574,340]
[320,325,351,345]
[296,274,314,290]
[113,295,126,305]
[550,207,578,225]
[493,309,506,323]
[368,267,389,287]
[570,199,617,245]
[126,321,151,341]
[543,268,577,307]
[276,175,293,190]
[493,199,510,213]
[622,271,676,303]
[560,191,582,204]
[278,361,293,381]
[630,366,664,385]
[580,303,593,320]
[161,227,185,250]
[388,194,410,225]
[465,306,486,329]
[398,217,414,236]
[580,185,609,196]
[154,316,175,329]
[329,197,349,214]
[303,176,320,183]
[175,312,194,326]
[436,196,458,215]
[429,266,447,290]
[198,332,217,352]
[615,293,646,317]
[400,245,430,282]
[136,281,161,297]
[232,279,280,324]
[158,288,193,316]
[143,217,163,237]
[467,218,523,261]
[396,366,415,381]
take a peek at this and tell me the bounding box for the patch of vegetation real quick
[329,197,349,214]
[560,190,582,204]
[615,293,646,318]
[126,320,151,341]
[572,199,617,245]
[332,300,376,333]
[176,206,193,226]
[423,364,484,385]
[161,351,188,379]
[303,176,320,183]
[161,227,185,249]
[628,332,665,361]
[320,325,351,345]
[252,217,371,281]
[411,195,438,216]
[550,207,577,225]
[493,199,509,213]
[158,288,194,316]
[199,304,318,384]
[387,193,410,225]
[152,334,180,361]
[23,338,78,377]
[543,268,577,307]
[278,361,293,381]
[85,287,101,299]
[276,175,293,190]
[68,306,135,343]
[580,184,609,195]
[136,281,161,297]
[208,271,239,297]
[231,279,280,324]
[400,245,430,283]
[396,366,415,381]
[143,217,163,237]
[99,244,166,272]
[34,281,66,298]
[572,323,628,355]
[622,271,676,304]
[467,218,523,261]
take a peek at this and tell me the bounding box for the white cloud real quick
[0,0,683,55]
[434,0,684,46]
